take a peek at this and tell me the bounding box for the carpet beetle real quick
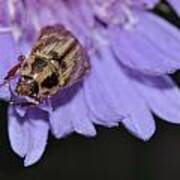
[1,25,90,106]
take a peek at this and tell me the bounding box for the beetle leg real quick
[9,95,40,107]
[0,55,25,87]
[0,64,20,88]
[18,54,25,63]
[10,101,37,107]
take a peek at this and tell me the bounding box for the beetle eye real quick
[22,75,33,80]
[32,57,48,72]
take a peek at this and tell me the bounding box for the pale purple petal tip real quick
[69,89,96,137]
[8,106,29,158]
[122,106,156,141]
[8,106,49,166]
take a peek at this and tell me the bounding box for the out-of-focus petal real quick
[132,0,159,9]
[8,106,29,157]
[84,46,155,140]
[67,0,94,28]
[62,0,93,46]
[24,108,49,167]
[143,0,159,8]
[0,0,10,26]
[167,0,180,16]
[110,11,180,75]
[0,32,19,84]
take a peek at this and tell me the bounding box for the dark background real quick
[1,1,180,180]
[1,101,180,180]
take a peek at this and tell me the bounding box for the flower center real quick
[90,0,138,27]
[1,0,158,49]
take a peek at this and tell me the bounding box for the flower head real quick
[1,0,180,166]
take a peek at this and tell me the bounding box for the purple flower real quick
[167,0,180,16]
[1,0,180,166]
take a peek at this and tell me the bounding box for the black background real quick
[1,1,180,180]
[1,101,180,180]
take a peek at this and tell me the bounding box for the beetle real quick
[1,25,90,106]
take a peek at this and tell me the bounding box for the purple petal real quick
[15,106,27,117]
[8,106,50,167]
[84,54,124,124]
[50,88,96,138]
[122,105,156,141]
[69,89,96,137]
[131,73,180,124]
[0,0,10,26]
[143,0,159,8]
[0,33,19,83]
[110,11,180,75]
[84,47,155,140]
[0,85,10,100]
[132,0,159,9]
[49,95,74,139]
[24,108,49,167]
[8,106,29,157]
[90,113,119,128]
[167,0,180,16]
